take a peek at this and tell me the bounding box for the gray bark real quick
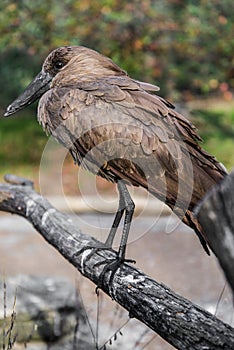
[195,168,234,297]
[0,174,234,350]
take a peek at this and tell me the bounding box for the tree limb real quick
[195,168,234,297]
[0,175,233,350]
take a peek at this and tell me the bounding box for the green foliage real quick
[0,111,46,174]
[0,49,41,105]
[194,107,234,171]
[0,0,233,104]
[0,0,233,176]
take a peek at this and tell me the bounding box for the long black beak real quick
[4,70,52,117]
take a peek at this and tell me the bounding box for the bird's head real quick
[4,46,125,117]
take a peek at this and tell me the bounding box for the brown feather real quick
[35,46,227,253]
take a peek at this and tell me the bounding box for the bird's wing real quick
[38,75,227,254]
[38,76,226,212]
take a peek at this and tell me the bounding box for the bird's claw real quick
[95,256,136,297]
[76,242,135,297]
[76,241,114,261]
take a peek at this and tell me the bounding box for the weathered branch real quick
[195,168,234,296]
[0,175,234,350]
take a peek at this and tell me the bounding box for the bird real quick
[4,45,227,263]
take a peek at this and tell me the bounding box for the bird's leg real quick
[100,180,135,259]
[76,181,126,256]
[78,181,134,254]
[94,181,136,294]
[114,180,135,260]
[77,180,136,294]
[104,181,126,248]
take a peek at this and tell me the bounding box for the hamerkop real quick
[4,46,227,262]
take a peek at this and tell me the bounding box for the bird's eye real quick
[54,61,65,69]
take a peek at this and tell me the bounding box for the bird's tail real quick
[183,211,210,255]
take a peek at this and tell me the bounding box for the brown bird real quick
[4,46,227,262]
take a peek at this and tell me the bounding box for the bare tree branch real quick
[0,175,234,350]
[195,168,234,297]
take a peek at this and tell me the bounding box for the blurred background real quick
[0,1,234,349]
[0,0,234,181]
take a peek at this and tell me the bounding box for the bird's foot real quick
[76,242,135,297]
[77,241,114,261]
[77,242,136,297]
[94,255,136,297]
